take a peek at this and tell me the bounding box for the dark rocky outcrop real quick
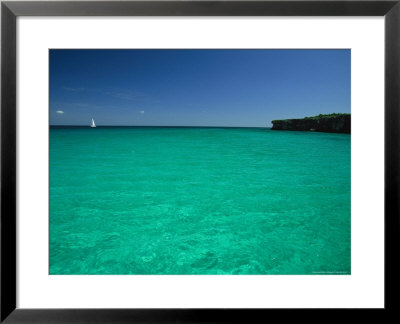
[271,113,350,134]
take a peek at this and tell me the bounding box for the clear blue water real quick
[50,127,351,274]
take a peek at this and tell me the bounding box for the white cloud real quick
[62,87,86,92]
[56,110,64,114]
[139,110,145,114]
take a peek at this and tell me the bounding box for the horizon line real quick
[50,125,270,128]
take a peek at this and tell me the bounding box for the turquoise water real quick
[50,127,350,275]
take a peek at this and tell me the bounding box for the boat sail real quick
[90,118,96,128]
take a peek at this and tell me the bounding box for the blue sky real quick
[50,49,350,126]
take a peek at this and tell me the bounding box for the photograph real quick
[49,49,351,275]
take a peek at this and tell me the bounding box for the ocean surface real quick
[49,127,351,275]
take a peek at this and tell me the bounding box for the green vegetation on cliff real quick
[303,113,350,120]
[271,113,350,134]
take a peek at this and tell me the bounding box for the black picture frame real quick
[1,0,399,322]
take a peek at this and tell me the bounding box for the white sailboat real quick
[90,118,96,128]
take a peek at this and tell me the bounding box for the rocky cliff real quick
[271,114,350,134]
